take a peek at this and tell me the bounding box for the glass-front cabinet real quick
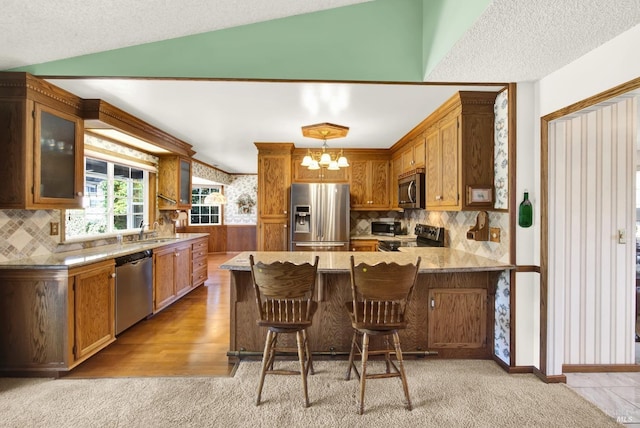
[34,104,84,206]
[158,155,192,210]
[0,72,84,209]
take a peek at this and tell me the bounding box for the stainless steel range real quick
[377,224,445,252]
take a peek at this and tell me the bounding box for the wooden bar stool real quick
[345,255,421,414]
[249,255,319,408]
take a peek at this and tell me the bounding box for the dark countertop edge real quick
[0,233,210,270]
[221,266,514,273]
[351,235,417,241]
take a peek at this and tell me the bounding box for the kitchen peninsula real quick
[222,249,513,360]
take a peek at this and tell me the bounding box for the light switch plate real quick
[490,227,500,243]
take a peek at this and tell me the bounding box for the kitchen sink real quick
[146,237,180,243]
[123,237,180,245]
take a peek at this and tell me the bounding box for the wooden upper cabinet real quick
[158,155,192,210]
[391,153,403,208]
[400,133,426,173]
[425,91,496,211]
[349,155,390,210]
[427,115,460,209]
[258,152,290,218]
[412,134,426,169]
[0,72,84,209]
[256,143,293,251]
[292,153,349,183]
[391,91,495,211]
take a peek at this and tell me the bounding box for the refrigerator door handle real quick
[293,242,346,247]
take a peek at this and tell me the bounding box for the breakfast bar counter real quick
[221,250,513,360]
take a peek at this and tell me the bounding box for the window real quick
[190,186,222,225]
[65,157,148,239]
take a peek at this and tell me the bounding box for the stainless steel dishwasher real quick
[115,249,153,335]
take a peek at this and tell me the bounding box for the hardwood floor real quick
[63,253,237,378]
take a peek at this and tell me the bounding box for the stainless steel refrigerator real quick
[290,183,350,251]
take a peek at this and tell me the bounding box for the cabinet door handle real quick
[110,273,116,278]
[77,192,83,196]
[430,298,435,309]
[175,253,180,257]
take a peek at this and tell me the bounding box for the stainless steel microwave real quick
[371,221,401,236]
[398,172,425,209]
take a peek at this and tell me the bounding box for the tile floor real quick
[565,343,640,427]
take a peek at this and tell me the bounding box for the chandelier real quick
[203,192,227,205]
[300,122,349,171]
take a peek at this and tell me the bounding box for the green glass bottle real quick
[518,190,533,228]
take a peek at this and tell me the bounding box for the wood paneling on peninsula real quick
[223,250,512,360]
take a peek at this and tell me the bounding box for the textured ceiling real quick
[426,0,640,82]
[2,0,640,173]
[0,0,371,70]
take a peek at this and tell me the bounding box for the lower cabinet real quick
[258,219,289,251]
[427,287,490,358]
[153,241,193,313]
[191,237,209,287]
[349,239,378,252]
[0,259,116,374]
[70,260,116,362]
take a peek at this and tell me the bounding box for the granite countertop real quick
[0,233,209,270]
[220,249,513,274]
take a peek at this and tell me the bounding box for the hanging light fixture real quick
[203,192,227,205]
[300,122,349,170]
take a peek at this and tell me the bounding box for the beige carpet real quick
[0,360,621,427]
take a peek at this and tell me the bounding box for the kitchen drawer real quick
[192,238,208,256]
[192,254,208,272]
[192,264,208,286]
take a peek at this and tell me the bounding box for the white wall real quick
[514,82,541,367]
[528,23,640,376]
[538,23,640,116]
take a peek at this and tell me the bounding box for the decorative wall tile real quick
[349,211,403,235]
[0,210,60,262]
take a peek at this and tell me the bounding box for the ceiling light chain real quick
[300,122,349,171]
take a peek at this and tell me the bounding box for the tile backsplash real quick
[351,209,510,263]
[0,209,61,262]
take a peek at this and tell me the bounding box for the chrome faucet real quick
[139,221,147,240]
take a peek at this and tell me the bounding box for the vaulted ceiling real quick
[3,0,639,173]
